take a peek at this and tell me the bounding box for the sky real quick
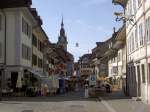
[32,0,123,62]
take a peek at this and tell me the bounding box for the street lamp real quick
[114,12,135,25]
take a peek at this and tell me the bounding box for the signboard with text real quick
[89,75,96,86]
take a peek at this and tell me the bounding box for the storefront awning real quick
[27,69,44,78]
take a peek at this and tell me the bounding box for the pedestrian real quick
[105,83,111,93]
[84,84,89,98]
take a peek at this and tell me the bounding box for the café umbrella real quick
[16,74,22,96]
[16,74,22,88]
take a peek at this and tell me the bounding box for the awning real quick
[27,69,44,78]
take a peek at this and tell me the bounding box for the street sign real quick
[89,75,96,86]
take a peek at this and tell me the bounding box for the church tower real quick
[57,17,68,51]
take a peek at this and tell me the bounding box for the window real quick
[127,38,130,54]
[0,15,2,31]
[138,0,142,7]
[128,34,133,54]
[135,26,138,48]
[133,0,137,14]
[38,58,43,68]
[131,32,135,51]
[22,44,31,60]
[32,34,37,47]
[22,18,31,38]
[111,68,113,74]
[139,23,144,46]
[109,42,112,48]
[118,53,121,62]
[146,17,150,42]
[38,40,44,52]
[113,67,117,74]
[32,54,37,66]
[129,0,133,15]
[141,64,145,83]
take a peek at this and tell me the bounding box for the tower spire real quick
[61,16,64,27]
[57,17,68,51]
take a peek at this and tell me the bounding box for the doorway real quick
[11,72,18,92]
[137,65,141,97]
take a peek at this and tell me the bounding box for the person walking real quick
[105,83,112,93]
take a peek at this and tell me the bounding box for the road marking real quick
[99,97,117,112]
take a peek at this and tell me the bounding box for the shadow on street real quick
[1,89,131,102]
[2,90,97,102]
[99,90,131,101]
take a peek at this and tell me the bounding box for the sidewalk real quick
[99,90,130,100]
[99,90,150,112]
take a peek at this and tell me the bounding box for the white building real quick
[78,54,93,80]
[0,1,42,90]
[125,0,150,104]
[31,8,49,77]
[108,26,126,89]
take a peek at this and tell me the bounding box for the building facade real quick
[91,42,109,80]
[0,1,39,90]
[31,9,48,77]
[107,26,126,90]
[0,0,56,92]
[125,0,150,103]
[0,0,74,95]
[78,54,93,80]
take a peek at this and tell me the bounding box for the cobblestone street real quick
[0,90,150,112]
